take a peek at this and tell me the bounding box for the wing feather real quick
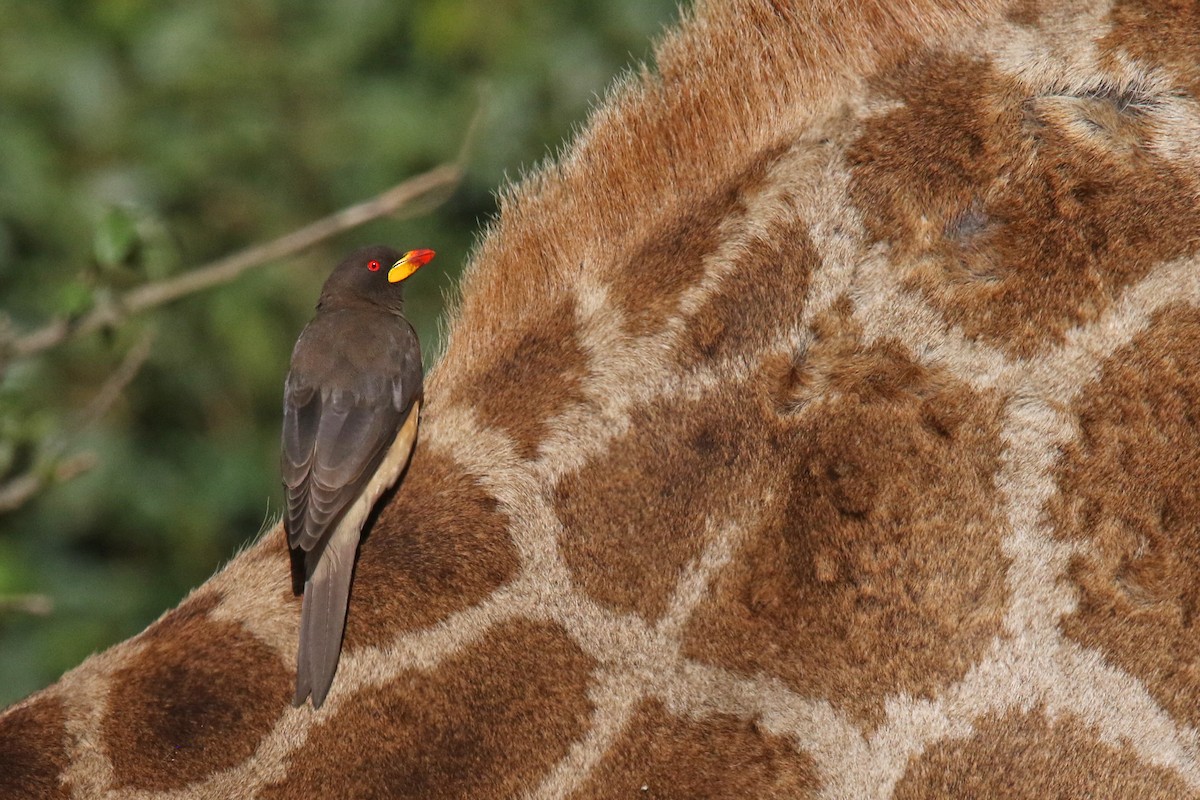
[281,312,422,554]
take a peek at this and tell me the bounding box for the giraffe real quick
[3,0,1200,795]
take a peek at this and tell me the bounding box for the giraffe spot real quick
[611,150,777,337]
[345,446,518,649]
[681,315,1009,728]
[679,215,818,366]
[555,375,784,623]
[261,620,594,799]
[893,708,1194,798]
[1049,305,1200,729]
[103,593,290,791]
[1004,0,1046,26]
[0,695,70,800]
[1105,0,1200,95]
[453,297,590,460]
[568,699,819,799]
[847,53,1199,357]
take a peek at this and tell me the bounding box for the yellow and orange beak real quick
[388,249,436,283]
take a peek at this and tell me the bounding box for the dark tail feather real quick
[293,529,356,708]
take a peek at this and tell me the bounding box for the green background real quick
[0,0,678,707]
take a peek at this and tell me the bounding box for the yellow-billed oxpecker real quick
[282,244,433,708]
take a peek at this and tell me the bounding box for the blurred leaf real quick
[93,207,138,268]
[55,279,94,319]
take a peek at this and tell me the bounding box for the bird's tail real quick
[293,520,358,708]
[292,401,421,708]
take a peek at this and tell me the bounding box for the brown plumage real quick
[282,244,432,708]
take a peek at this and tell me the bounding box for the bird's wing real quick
[281,317,422,558]
[294,399,421,708]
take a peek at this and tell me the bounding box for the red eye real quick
[367,260,381,271]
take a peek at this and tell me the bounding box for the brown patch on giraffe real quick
[681,308,1010,728]
[102,592,290,791]
[261,620,593,799]
[1049,305,1200,729]
[679,210,819,366]
[0,695,70,800]
[570,699,820,799]
[1104,0,1200,95]
[1004,0,1045,26]
[847,54,1200,357]
[453,297,591,460]
[345,446,518,648]
[554,370,785,623]
[893,708,1194,798]
[611,150,779,337]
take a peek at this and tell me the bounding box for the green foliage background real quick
[0,0,677,707]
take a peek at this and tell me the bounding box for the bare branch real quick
[456,91,488,167]
[9,164,462,360]
[0,328,156,514]
[0,594,55,616]
[0,452,98,514]
[74,329,156,433]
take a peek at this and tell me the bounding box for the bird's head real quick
[317,244,435,313]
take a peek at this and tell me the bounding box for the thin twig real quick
[456,91,488,167]
[0,594,55,616]
[0,328,156,514]
[0,452,98,514]
[73,328,157,433]
[9,163,462,360]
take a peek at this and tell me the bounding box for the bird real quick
[281,244,434,709]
